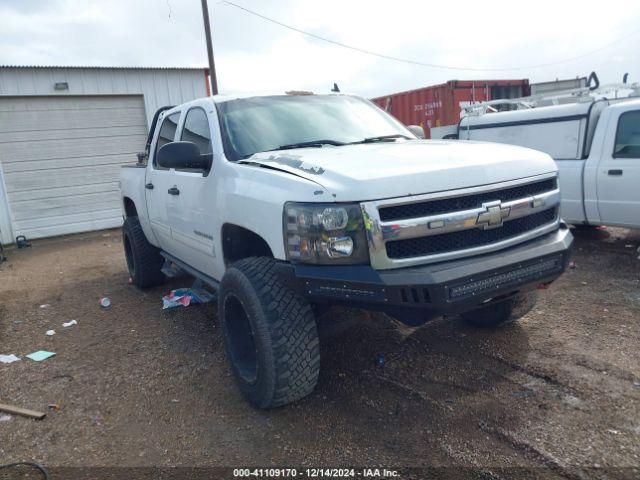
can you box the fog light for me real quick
[324,236,353,258]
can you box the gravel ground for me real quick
[0,227,639,478]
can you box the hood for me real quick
[245,140,557,202]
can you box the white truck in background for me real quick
[436,77,640,229]
[119,92,572,408]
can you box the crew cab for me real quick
[120,92,573,408]
[450,91,640,229]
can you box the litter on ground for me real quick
[39,304,50,309]
[162,288,216,310]
[0,354,20,364]
[0,413,11,422]
[99,297,111,308]
[62,320,77,327]
[26,351,56,362]
[46,330,55,336]
[0,402,46,420]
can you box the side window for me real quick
[154,112,181,167]
[181,108,213,154]
[180,107,213,174]
[613,110,640,158]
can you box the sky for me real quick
[1,0,639,98]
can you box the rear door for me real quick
[596,108,640,227]
[145,110,180,250]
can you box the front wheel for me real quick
[461,291,537,328]
[219,257,320,408]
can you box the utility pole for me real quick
[200,0,218,95]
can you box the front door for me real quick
[596,108,640,227]
[166,106,217,277]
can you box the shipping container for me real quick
[371,79,530,138]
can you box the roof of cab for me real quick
[212,92,347,103]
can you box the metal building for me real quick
[0,65,209,245]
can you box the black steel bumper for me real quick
[277,226,573,322]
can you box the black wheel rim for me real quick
[123,235,135,277]
[224,294,258,384]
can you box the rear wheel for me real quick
[219,257,320,409]
[461,292,537,328]
[122,216,165,288]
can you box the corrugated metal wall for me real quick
[0,67,208,127]
[0,67,208,243]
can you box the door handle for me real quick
[145,182,154,189]
[608,169,623,176]
[167,186,180,195]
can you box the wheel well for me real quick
[123,197,138,218]
[222,224,273,265]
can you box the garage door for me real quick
[0,95,148,243]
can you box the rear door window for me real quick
[154,112,181,167]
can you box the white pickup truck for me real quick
[453,92,640,229]
[120,92,573,408]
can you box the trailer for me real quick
[371,79,529,138]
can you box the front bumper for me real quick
[277,226,573,322]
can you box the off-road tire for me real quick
[122,216,165,288]
[461,291,538,328]
[219,257,320,409]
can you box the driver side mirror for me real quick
[157,141,210,171]
[407,125,425,139]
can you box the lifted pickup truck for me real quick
[120,92,573,408]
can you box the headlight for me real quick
[283,202,369,265]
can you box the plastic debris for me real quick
[0,413,11,422]
[128,277,133,284]
[633,380,640,389]
[376,355,385,366]
[568,261,577,269]
[0,354,20,364]
[99,297,111,308]
[162,288,215,310]
[26,351,56,362]
[46,330,55,336]
[47,404,61,412]
[39,304,51,309]
[62,320,77,328]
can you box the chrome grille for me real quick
[361,174,561,270]
[379,178,557,221]
[386,208,557,259]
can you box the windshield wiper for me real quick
[351,134,412,144]
[269,139,346,151]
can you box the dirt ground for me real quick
[0,227,639,478]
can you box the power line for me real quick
[220,0,640,72]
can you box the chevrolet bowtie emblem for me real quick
[476,201,511,229]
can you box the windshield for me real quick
[216,94,413,160]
